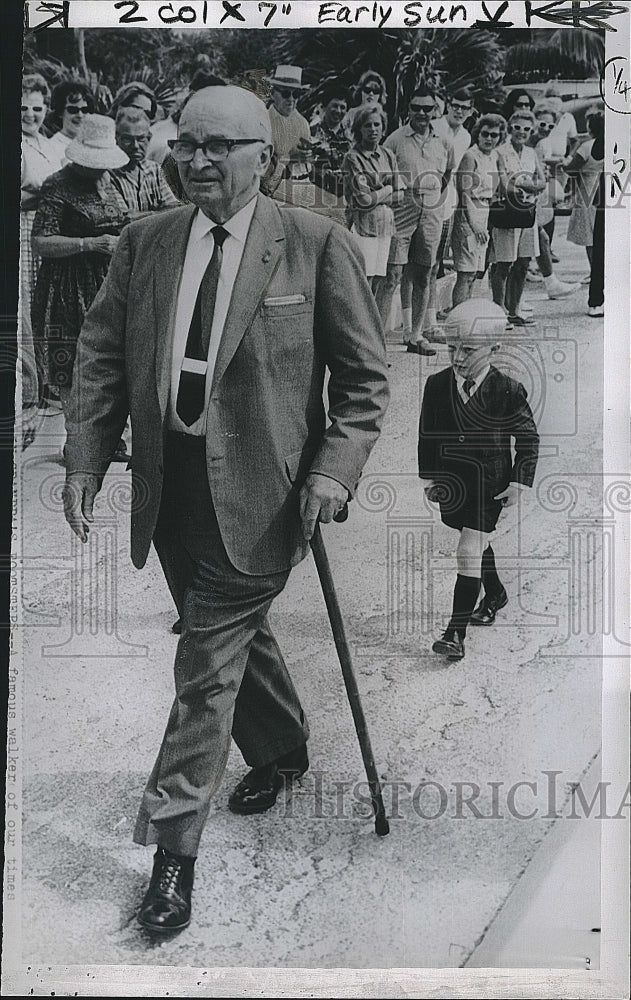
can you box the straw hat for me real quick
[263,66,310,91]
[65,114,129,169]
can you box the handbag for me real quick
[489,195,536,230]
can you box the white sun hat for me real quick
[65,114,129,169]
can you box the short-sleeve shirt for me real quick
[110,159,178,212]
[431,116,471,218]
[548,111,577,158]
[384,124,455,228]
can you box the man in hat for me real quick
[264,65,312,193]
[62,85,389,934]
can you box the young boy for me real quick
[418,299,539,660]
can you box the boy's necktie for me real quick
[463,377,475,399]
[176,225,229,427]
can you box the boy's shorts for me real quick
[439,496,504,534]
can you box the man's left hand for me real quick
[299,473,349,540]
[494,482,528,509]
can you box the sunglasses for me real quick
[449,102,472,111]
[65,104,90,115]
[410,104,435,114]
[22,105,44,113]
[515,101,532,109]
[363,85,381,94]
[274,88,302,99]
[537,120,555,129]
[479,130,500,138]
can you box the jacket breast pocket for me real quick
[262,294,312,320]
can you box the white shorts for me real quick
[350,229,391,277]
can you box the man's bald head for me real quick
[176,85,273,223]
[179,86,272,144]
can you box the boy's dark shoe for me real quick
[470,588,508,626]
[228,743,309,815]
[432,630,465,661]
[137,847,195,934]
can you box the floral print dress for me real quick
[32,165,129,389]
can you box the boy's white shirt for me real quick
[454,364,491,403]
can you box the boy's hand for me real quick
[495,482,527,509]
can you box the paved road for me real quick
[11,219,607,979]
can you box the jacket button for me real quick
[458,435,465,443]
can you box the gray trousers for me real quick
[133,432,309,856]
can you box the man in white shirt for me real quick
[428,88,473,323]
[62,85,389,935]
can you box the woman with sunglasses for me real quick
[46,80,95,163]
[489,109,546,327]
[342,71,388,142]
[450,113,505,308]
[501,88,535,122]
[20,74,65,438]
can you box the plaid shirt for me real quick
[110,159,178,213]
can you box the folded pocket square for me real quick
[264,294,307,306]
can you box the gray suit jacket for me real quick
[64,193,390,574]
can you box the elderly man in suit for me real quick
[62,85,389,934]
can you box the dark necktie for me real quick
[463,377,475,400]
[176,224,229,427]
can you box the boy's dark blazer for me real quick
[418,365,539,500]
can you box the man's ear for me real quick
[257,142,274,175]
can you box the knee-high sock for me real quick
[481,545,503,598]
[448,574,481,639]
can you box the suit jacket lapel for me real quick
[153,204,197,418]
[211,194,285,393]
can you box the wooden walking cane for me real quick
[310,510,390,836]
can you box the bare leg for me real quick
[374,263,402,331]
[452,271,476,307]
[490,261,511,310]
[505,256,530,316]
[409,262,432,340]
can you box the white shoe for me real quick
[587,305,604,317]
[545,276,581,299]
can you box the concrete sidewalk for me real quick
[7,218,609,984]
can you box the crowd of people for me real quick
[20,62,605,447]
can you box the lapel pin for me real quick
[262,250,271,263]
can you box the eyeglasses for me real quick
[515,100,532,109]
[537,121,555,130]
[168,137,264,162]
[410,104,435,114]
[118,133,150,144]
[65,104,90,115]
[274,87,303,99]
[22,105,45,113]
[363,85,381,94]
[479,130,500,138]
[511,124,533,133]
[449,101,472,112]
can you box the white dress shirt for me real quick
[168,196,257,435]
[455,365,490,404]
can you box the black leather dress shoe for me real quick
[470,588,508,626]
[432,631,465,660]
[137,847,195,934]
[228,743,309,815]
